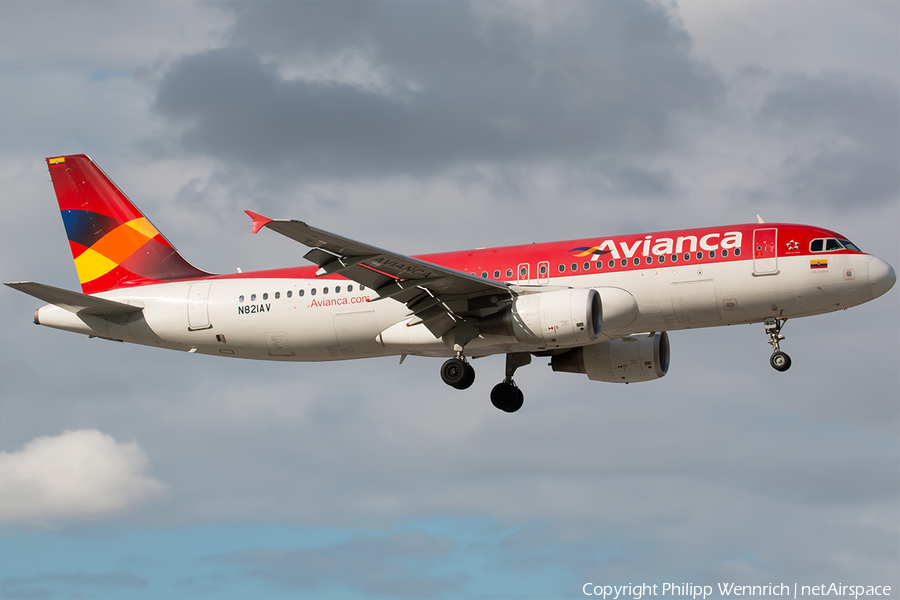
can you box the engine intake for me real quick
[481,288,601,348]
[551,332,670,383]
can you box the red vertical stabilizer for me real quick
[47,154,212,294]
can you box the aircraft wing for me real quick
[246,211,513,337]
[5,281,143,316]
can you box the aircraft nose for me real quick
[868,256,896,299]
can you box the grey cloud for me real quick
[759,74,900,208]
[152,1,720,177]
[212,532,467,598]
[1,571,147,599]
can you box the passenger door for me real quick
[187,282,213,331]
[753,229,778,274]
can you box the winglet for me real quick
[245,210,273,235]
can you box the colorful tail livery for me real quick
[6,155,896,413]
[48,154,210,294]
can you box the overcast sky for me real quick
[1,1,898,598]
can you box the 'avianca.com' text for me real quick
[309,296,371,308]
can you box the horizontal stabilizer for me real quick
[5,281,143,316]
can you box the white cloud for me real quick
[0,429,164,523]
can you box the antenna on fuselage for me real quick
[757,214,766,224]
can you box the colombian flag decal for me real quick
[810,259,828,269]
[48,156,66,166]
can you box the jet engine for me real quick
[480,288,601,348]
[550,332,670,383]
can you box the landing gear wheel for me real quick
[441,358,475,389]
[770,351,792,372]
[764,318,792,372]
[457,363,476,390]
[490,382,524,413]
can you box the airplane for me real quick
[6,154,896,412]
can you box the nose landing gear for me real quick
[765,317,792,372]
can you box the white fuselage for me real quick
[36,253,883,361]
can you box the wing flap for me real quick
[245,211,515,343]
[6,281,143,316]
[246,212,509,293]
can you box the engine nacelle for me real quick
[481,288,601,348]
[592,286,637,334]
[551,332,670,383]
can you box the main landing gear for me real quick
[439,352,531,413]
[440,355,476,390]
[765,317,792,372]
[490,353,531,413]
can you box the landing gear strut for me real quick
[441,355,475,389]
[765,317,792,372]
[490,353,531,413]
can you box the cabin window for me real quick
[583,262,590,271]
[734,248,741,257]
[671,254,677,263]
[287,290,292,298]
[250,294,257,301]
[708,251,716,259]
[520,267,527,277]
[494,270,500,278]
[310,288,316,296]
[360,285,366,291]
[683,253,690,261]
[722,249,728,257]
[609,259,615,269]
[540,265,548,275]
[239,295,244,303]
[658,255,665,264]
[633,257,640,266]
[645,256,652,265]
[621,259,628,267]
[506,269,513,278]
[696,252,703,260]
[335,286,341,293]
[347,285,353,292]
[571,263,578,272]
[481,272,487,278]
[297,289,304,297]
[323,287,329,294]
[262,293,268,300]
[558,264,565,273]
[595,261,602,270]
[274,292,280,299]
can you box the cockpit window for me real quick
[811,238,859,253]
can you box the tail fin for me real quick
[47,154,212,294]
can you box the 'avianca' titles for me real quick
[7,155,896,412]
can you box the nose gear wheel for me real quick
[764,317,791,372]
